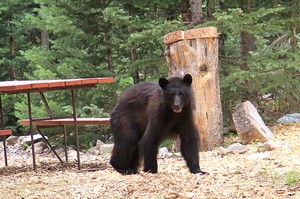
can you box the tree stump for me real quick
[232,101,274,145]
[163,27,223,151]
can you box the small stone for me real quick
[159,147,169,155]
[219,143,248,155]
[6,135,19,146]
[96,140,104,147]
[18,134,48,147]
[87,146,100,155]
[100,144,114,154]
[227,143,249,154]
[26,141,47,154]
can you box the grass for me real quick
[285,170,300,186]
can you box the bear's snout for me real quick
[172,105,182,113]
[172,95,183,113]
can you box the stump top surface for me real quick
[163,27,218,45]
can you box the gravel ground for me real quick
[0,123,300,199]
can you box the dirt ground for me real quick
[0,123,299,199]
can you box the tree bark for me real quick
[9,35,16,80]
[189,0,203,24]
[207,0,216,19]
[41,30,49,50]
[131,43,140,84]
[181,0,190,23]
[239,0,254,70]
[164,27,223,151]
[105,31,113,69]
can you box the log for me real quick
[232,101,274,145]
[164,27,223,151]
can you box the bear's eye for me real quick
[178,91,185,96]
[169,92,175,96]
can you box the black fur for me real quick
[110,74,205,175]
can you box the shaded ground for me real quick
[0,123,300,198]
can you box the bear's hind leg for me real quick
[110,132,140,175]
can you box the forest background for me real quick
[0,0,299,148]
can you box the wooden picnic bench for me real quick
[20,118,110,164]
[0,77,114,170]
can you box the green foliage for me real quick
[159,139,174,151]
[285,171,300,186]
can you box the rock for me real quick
[87,146,100,155]
[277,113,300,123]
[219,143,249,155]
[100,144,114,154]
[258,141,291,152]
[96,140,104,147]
[18,134,48,148]
[158,147,170,158]
[6,135,19,146]
[26,141,47,154]
[87,140,105,155]
[67,149,83,161]
[232,101,274,144]
[159,147,169,155]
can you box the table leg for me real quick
[36,127,64,163]
[71,89,80,170]
[63,125,68,162]
[0,95,8,166]
[27,93,36,170]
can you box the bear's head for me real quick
[159,74,193,113]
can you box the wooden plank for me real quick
[0,81,32,92]
[0,77,114,94]
[65,79,82,86]
[81,78,99,84]
[20,118,110,126]
[0,129,13,136]
[97,77,114,84]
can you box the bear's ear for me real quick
[183,74,192,86]
[159,78,169,89]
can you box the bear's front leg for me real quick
[143,150,158,173]
[140,127,160,173]
[180,127,207,175]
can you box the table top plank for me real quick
[0,77,114,94]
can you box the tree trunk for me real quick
[207,0,216,19]
[232,101,274,145]
[181,0,190,23]
[239,0,254,70]
[164,27,223,151]
[9,35,16,80]
[128,9,140,84]
[41,30,49,50]
[189,0,203,24]
[131,43,140,84]
[105,31,113,69]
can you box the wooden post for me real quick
[164,27,223,151]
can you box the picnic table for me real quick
[0,77,114,170]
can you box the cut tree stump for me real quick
[164,27,223,151]
[232,101,274,145]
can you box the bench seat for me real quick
[20,117,110,126]
[0,129,13,136]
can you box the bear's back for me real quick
[118,82,162,107]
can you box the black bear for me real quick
[110,74,206,175]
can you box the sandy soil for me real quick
[0,123,299,199]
